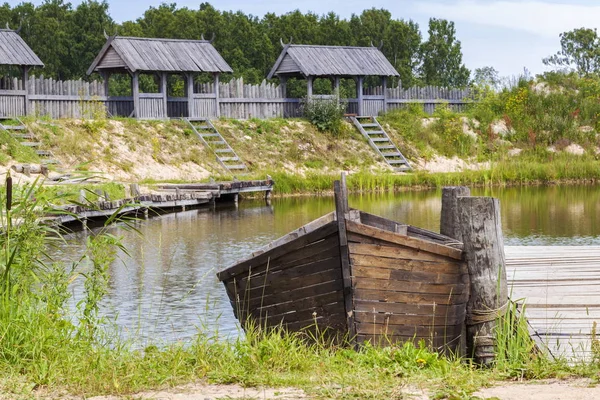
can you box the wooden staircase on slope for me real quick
[0,117,59,164]
[350,116,411,172]
[184,118,247,174]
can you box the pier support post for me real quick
[265,190,272,205]
[130,183,140,198]
[440,186,471,356]
[458,196,508,366]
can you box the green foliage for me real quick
[0,130,41,164]
[544,28,600,75]
[420,18,470,87]
[0,3,467,88]
[301,97,346,134]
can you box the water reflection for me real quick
[58,184,600,345]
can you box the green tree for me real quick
[472,66,500,89]
[420,18,470,87]
[543,28,600,76]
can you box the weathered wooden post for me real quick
[440,186,471,356]
[458,196,508,366]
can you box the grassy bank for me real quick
[0,180,599,400]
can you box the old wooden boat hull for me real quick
[217,180,468,351]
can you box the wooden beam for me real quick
[334,76,340,106]
[334,173,356,343]
[307,76,313,97]
[187,72,194,118]
[100,71,111,97]
[23,66,29,116]
[458,196,508,366]
[132,71,140,119]
[160,72,168,119]
[214,72,220,118]
[357,76,364,116]
[382,76,387,113]
[280,76,287,98]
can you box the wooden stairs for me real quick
[184,118,247,174]
[350,116,411,172]
[0,117,59,164]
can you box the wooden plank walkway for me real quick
[505,246,600,361]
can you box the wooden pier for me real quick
[505,246,600,361]
[50,179,273,226]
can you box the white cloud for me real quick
[413,1,600,38]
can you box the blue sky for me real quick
[7,0,600,78]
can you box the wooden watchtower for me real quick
[268,44,399,116]
[87,35,233,119]
[0,28,44,116]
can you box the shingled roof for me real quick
[87,36,233,75]
[0,29,44,67]
[268,44,399,79]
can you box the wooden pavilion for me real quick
[87,35,233,119]
[0,28,44,116]
[267,44,399,116]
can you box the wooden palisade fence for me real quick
[0,75,471,119]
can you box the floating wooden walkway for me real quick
[505,246,600,361]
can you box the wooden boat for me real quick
[217,177,468,350]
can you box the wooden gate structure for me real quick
[86,35,233,119]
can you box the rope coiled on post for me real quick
[466,301,509,325]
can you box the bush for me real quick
[301,96,346,134]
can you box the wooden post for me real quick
[100,71,110,97]
[440,186,471,242]
[357,76,364,116]
[440,186,471,357]
[280,76,287,98]
[132,71,140,119]
[23,66,29,116]
[130,183,140,198]
[458,196,508,366]
[334,172,356,342]
[214,73,220,118]
[307,76,313,97]
[334,76,340,106]
[382,76,388,114]
[160,72,168,119]
[187,72,194,118]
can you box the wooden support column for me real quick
[160,72,168,119]
[100,71,111,96]
[382,76,388,113]
[334,172,356,342]
[214,73,220,118]
[357,76,364,116]
[279,76,287,98]
[307,76,313,97]
[458,196,508,366]
[186,72,194,118]
[132,71,140,119]
[440,186,471,357]
[23,66,29,116]
[334,76,340,106]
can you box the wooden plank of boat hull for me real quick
[353,276,468,296]
[254,302,345,327]
[218,221,338,281]
[230,234,340,284]
[283,314,347,332]
[350,253,465,275]
[346,220,463,260]
[355,322,463,337]
[358,211,408,235]
[354,309,466,326]
[353,299,466,316]
[230,278,344,310]
[233,263,342,299]
[243,291,344,317]
[349,242,458,264]
[352,265,469,284]
[353,288,469,305]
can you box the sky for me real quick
[7,0,600,78]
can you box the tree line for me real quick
[0,0,471,87]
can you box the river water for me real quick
[56,184,600,345]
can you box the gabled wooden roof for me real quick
[87,36,233,75]
[267,44,399,79]
[0,29,44,67]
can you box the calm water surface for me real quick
[56,184,600,345]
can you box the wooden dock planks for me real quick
[505,246,600,361]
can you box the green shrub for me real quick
[301,96,346,134]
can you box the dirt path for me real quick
[473,378,600,400]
